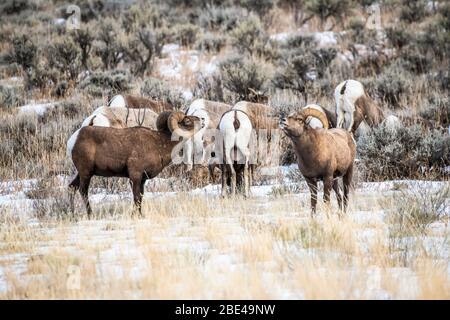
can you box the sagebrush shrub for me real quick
[367,63,412,108]
[173,23,200,47]
[241,0,274,18]
[196,32,227,53]
[140,77,186,109]
[283,34,314,49]
[52,81,69,98]
[0,0,32,15]
[420,97,450,128]
[305,0,352,30]
[400,0,427,23]
[385,25,412,49]
[122,3,167,33]
[95,18,125,70]
[358,125,449,180]
[7,34,36,70]
[220,56,269,102]
[47,37,82,81]
[78,70,132,97]
[192,73,224,102]
[123,29,163,76]
[71,26,94,70]
[230,14,275,58]
[199,5,245,31]
[26,65,59,91]
[417,21,450,61]
[273,55,311,99]
[0,85,24,109]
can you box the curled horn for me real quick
[168,111,190,137]
[248,88,258,95]
[156,111,172,131]
[302,108,329,129]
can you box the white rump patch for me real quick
[92,114,110,127]
[81,114,95,127]
[67,129,80,159]
[109,95,126,108]
[81,112,110,127]
[187,99,206,114]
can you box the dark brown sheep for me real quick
[68,111,201,216]
[280,108,356,215]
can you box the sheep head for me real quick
[280,108,329,137]
[157,111,202,138]
[248,88,269,104]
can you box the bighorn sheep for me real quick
[68,111,202,216]
[81,106,159,129]
[218,110,253,197]
[280,108,356,214]
[67,106,159,160]
[233,101,281,170]
[335,79,401,133]
[232,101,278,132]
[108,94,174,113]
[183,99,232,170]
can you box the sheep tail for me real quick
[233,110,240,131]
[88,115,96,126]
[340,80,348,95]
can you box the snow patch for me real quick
[313,31,337,47]
[19,102,55,117]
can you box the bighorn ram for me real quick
[218,109,253,197]
[214,101,281,187]
[183,99,232,170]
[335,79,401,133]
[280,108,356,214]
[68,111,202,216]
[109,94,174,113]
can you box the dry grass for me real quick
[0,181,449,299]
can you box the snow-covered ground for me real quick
[18,102,56,117]
[0,166,449,299]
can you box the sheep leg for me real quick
[230,164,237,196]
[79,175,92,217]
[220,164,227,197]
[337,109,345,128]
[68,174,80,213]
[333,179,343,213]
[343,165,354,212]
[131,177,144,215]
[249,164,255,190]
[344,111,354,132]
[139,179,146,216]
[224,145,236,196]
[305,177,318,216]
[323,176,333,213]
[208,164,215,184]
[244,162,249,198]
